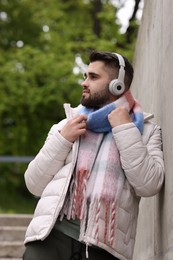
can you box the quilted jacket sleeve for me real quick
[24,121,73,196]
[112,121,165,197]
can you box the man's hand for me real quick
[108,106,132,128]
[60,115,87,142]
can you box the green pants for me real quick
[23,228,119,260]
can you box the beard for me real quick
[80,86,111,109]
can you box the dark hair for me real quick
[89,50,134,88]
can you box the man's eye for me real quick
[90,75,97,80]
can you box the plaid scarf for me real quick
[60,90,143,246]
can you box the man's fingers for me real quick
[79,121,87,129]
[73,114,88,123]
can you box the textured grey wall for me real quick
[132,1,173,259]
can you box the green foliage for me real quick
[0,0,140,213]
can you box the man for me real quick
[23,51,164,260]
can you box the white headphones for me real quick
[109,53,125,96]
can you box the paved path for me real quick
[0,214,32,259]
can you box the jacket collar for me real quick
[144,112,154,122]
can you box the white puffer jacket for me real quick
[24,106,164,260]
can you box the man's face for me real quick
[80,61,116,109]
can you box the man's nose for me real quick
[81,78,88,87]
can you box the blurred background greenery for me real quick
[0,0,143,213]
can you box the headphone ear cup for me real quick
[109,79,125,95]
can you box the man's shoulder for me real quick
[143,112,161,129]
[143,112,162,142]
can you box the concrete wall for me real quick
[132,1,173,259]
